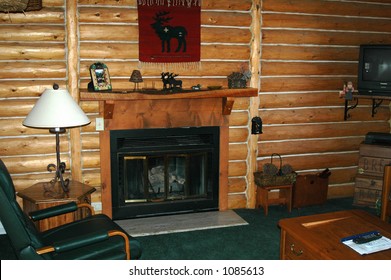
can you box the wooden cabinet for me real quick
[17,181,96,232]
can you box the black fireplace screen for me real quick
[111,127,219,219]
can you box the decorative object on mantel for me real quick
[0,0,42,13]
[129,70,143,91]
[137,0,201,70]
[88,62,112,92]
[227,64,251,88]
[23,84,90,193]
[161,72,182,91]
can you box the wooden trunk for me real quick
[292,174,328,208]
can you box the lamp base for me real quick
[47,127,70,193]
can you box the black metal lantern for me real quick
[251,116,263,134]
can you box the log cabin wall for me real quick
[258,0,391,201]
[0,0,390,213]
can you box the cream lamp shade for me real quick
[23,88,90,129]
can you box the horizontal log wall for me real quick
[1,0,391,213]
[259,0,391,200]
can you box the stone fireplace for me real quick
[80,88,257,218]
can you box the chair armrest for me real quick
[29,202,95,221]
[29,202,78,221]
[36,230,130,260]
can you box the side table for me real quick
[256,184,292,216]
[17,180,96,232]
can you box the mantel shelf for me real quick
[80,88,258,116]
[80,88,258,101]
[344,94,390,121]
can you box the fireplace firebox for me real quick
[110,126,220,219]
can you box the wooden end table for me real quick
[17,180,96,232]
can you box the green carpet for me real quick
[0,197,377,260]
[136,197,377,260]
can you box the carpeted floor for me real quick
[0,197,378,260]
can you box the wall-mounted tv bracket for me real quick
[344,94,385,120]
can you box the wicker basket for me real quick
[0,0,41,12]
[254,153,297,187]
[254,171,297,187]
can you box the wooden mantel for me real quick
[80,88,258,218]
[80,88,258,115]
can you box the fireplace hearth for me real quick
[110,126,220,219]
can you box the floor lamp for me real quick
[23,84,90,193]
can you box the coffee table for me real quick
[279,209,391,259]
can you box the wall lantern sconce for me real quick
[251,116,263,134]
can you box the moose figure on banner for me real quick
[151,11,187,53]
[161,72,182,91]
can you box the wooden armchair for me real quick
[0,159,142,260]
[381,165,391,223]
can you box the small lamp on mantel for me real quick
[23,84,91,193]
[129,70,143,91]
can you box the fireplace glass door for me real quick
[124,153,208,203]
[111,126,219,219]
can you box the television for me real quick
[357,44,391,96]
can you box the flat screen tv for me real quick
[358,44,391,96]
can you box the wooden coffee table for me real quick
[279,209,391,259]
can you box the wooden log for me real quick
[262,45,359,61]
[229,143,248,161]
[0,62,66,79]
[257,152,359,172]
[259,122,390,141]
[261,61,357,76]
[228,194,247,209]
[228,177,247,193]
[0,42,65,60]
[2,155,70,174]
[261,77,357,92]
[263,0,391,18]
[228,127,249,143]
[0,81,66,98]
[228,161,247,177]
[262,13,391,33]
[0,25,65,41]
[262,29,391,46]
[260,107,390,124]
[0,8,64,24]
[0,136,68,156]
[258,137,364,157]
[259,92,380,108]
